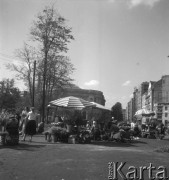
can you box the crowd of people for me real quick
[0,106,40,143]
[1,107,169,145]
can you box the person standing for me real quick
[22,107,37,142]
[20,107,29,136]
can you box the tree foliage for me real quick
[0,79,21,110]
[111,102,123,122]
[30,6,74,53]
[7,43,37,104]
[7,6,75,112]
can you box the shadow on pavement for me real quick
[89,139,147,147]
[0,143,46,151]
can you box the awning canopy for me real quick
[135,108,155,116]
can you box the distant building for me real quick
[127,82,149,121]
[133,82,149,112]
[151,75,169,124]
[127,75,169,125]
[122,109,126,121]
[145,81,156,111]
[126,98,134,122]
[51,86,106,105]
[154,103,169,125]
[142,92,147,109]
[21,85,106,106]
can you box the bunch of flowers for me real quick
[0,110,11,126]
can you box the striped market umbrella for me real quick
[49,96,95,109]
[91,102,111,111]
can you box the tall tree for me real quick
[7,6,75,120]
[111,102,123,122]
[30,6,74,120]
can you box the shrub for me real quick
[155,146,169,153]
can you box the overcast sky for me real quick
[0,0,169,108]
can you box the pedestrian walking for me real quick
[22,107,37,142]
[20,107,29,136]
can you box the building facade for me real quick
[122,109,126,122]
[52,87,106,105]
[145,81,156,111]
[133,82,149,113]
[154,103,169,125]
[127,75,169,125]
[126,98,134,122]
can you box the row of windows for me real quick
[157,113,168,118]
[157,106,168,111]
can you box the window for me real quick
[158,107,162,112]
[165,106,168,111]
[158,92,162,101]
[165,113,168,117]
[165,120,168,126]
[157,114,162,119]
[166,92,169,102]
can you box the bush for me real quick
[155,146,169,153]
[45,126,69,143]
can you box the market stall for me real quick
[134,109,166,139]
[45,96,95,143]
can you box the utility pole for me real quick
[32,60,36,107]
[42,49,48,123]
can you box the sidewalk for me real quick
[0,134,169,180]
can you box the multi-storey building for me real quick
[127,76,169,125]
[133,82,149,113]
[142,92,147,109]
[122,109,126,122]
[151,75,169,124]
[134,75,169,125]
[154,103,169,125]
[161,75,169,103]
[133,87,138,112]
[126,98,134,122]
[145,76,169,110]
[145,81,156,111]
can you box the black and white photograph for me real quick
[0,0,169,179]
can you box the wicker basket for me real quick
[0,131,19,146]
